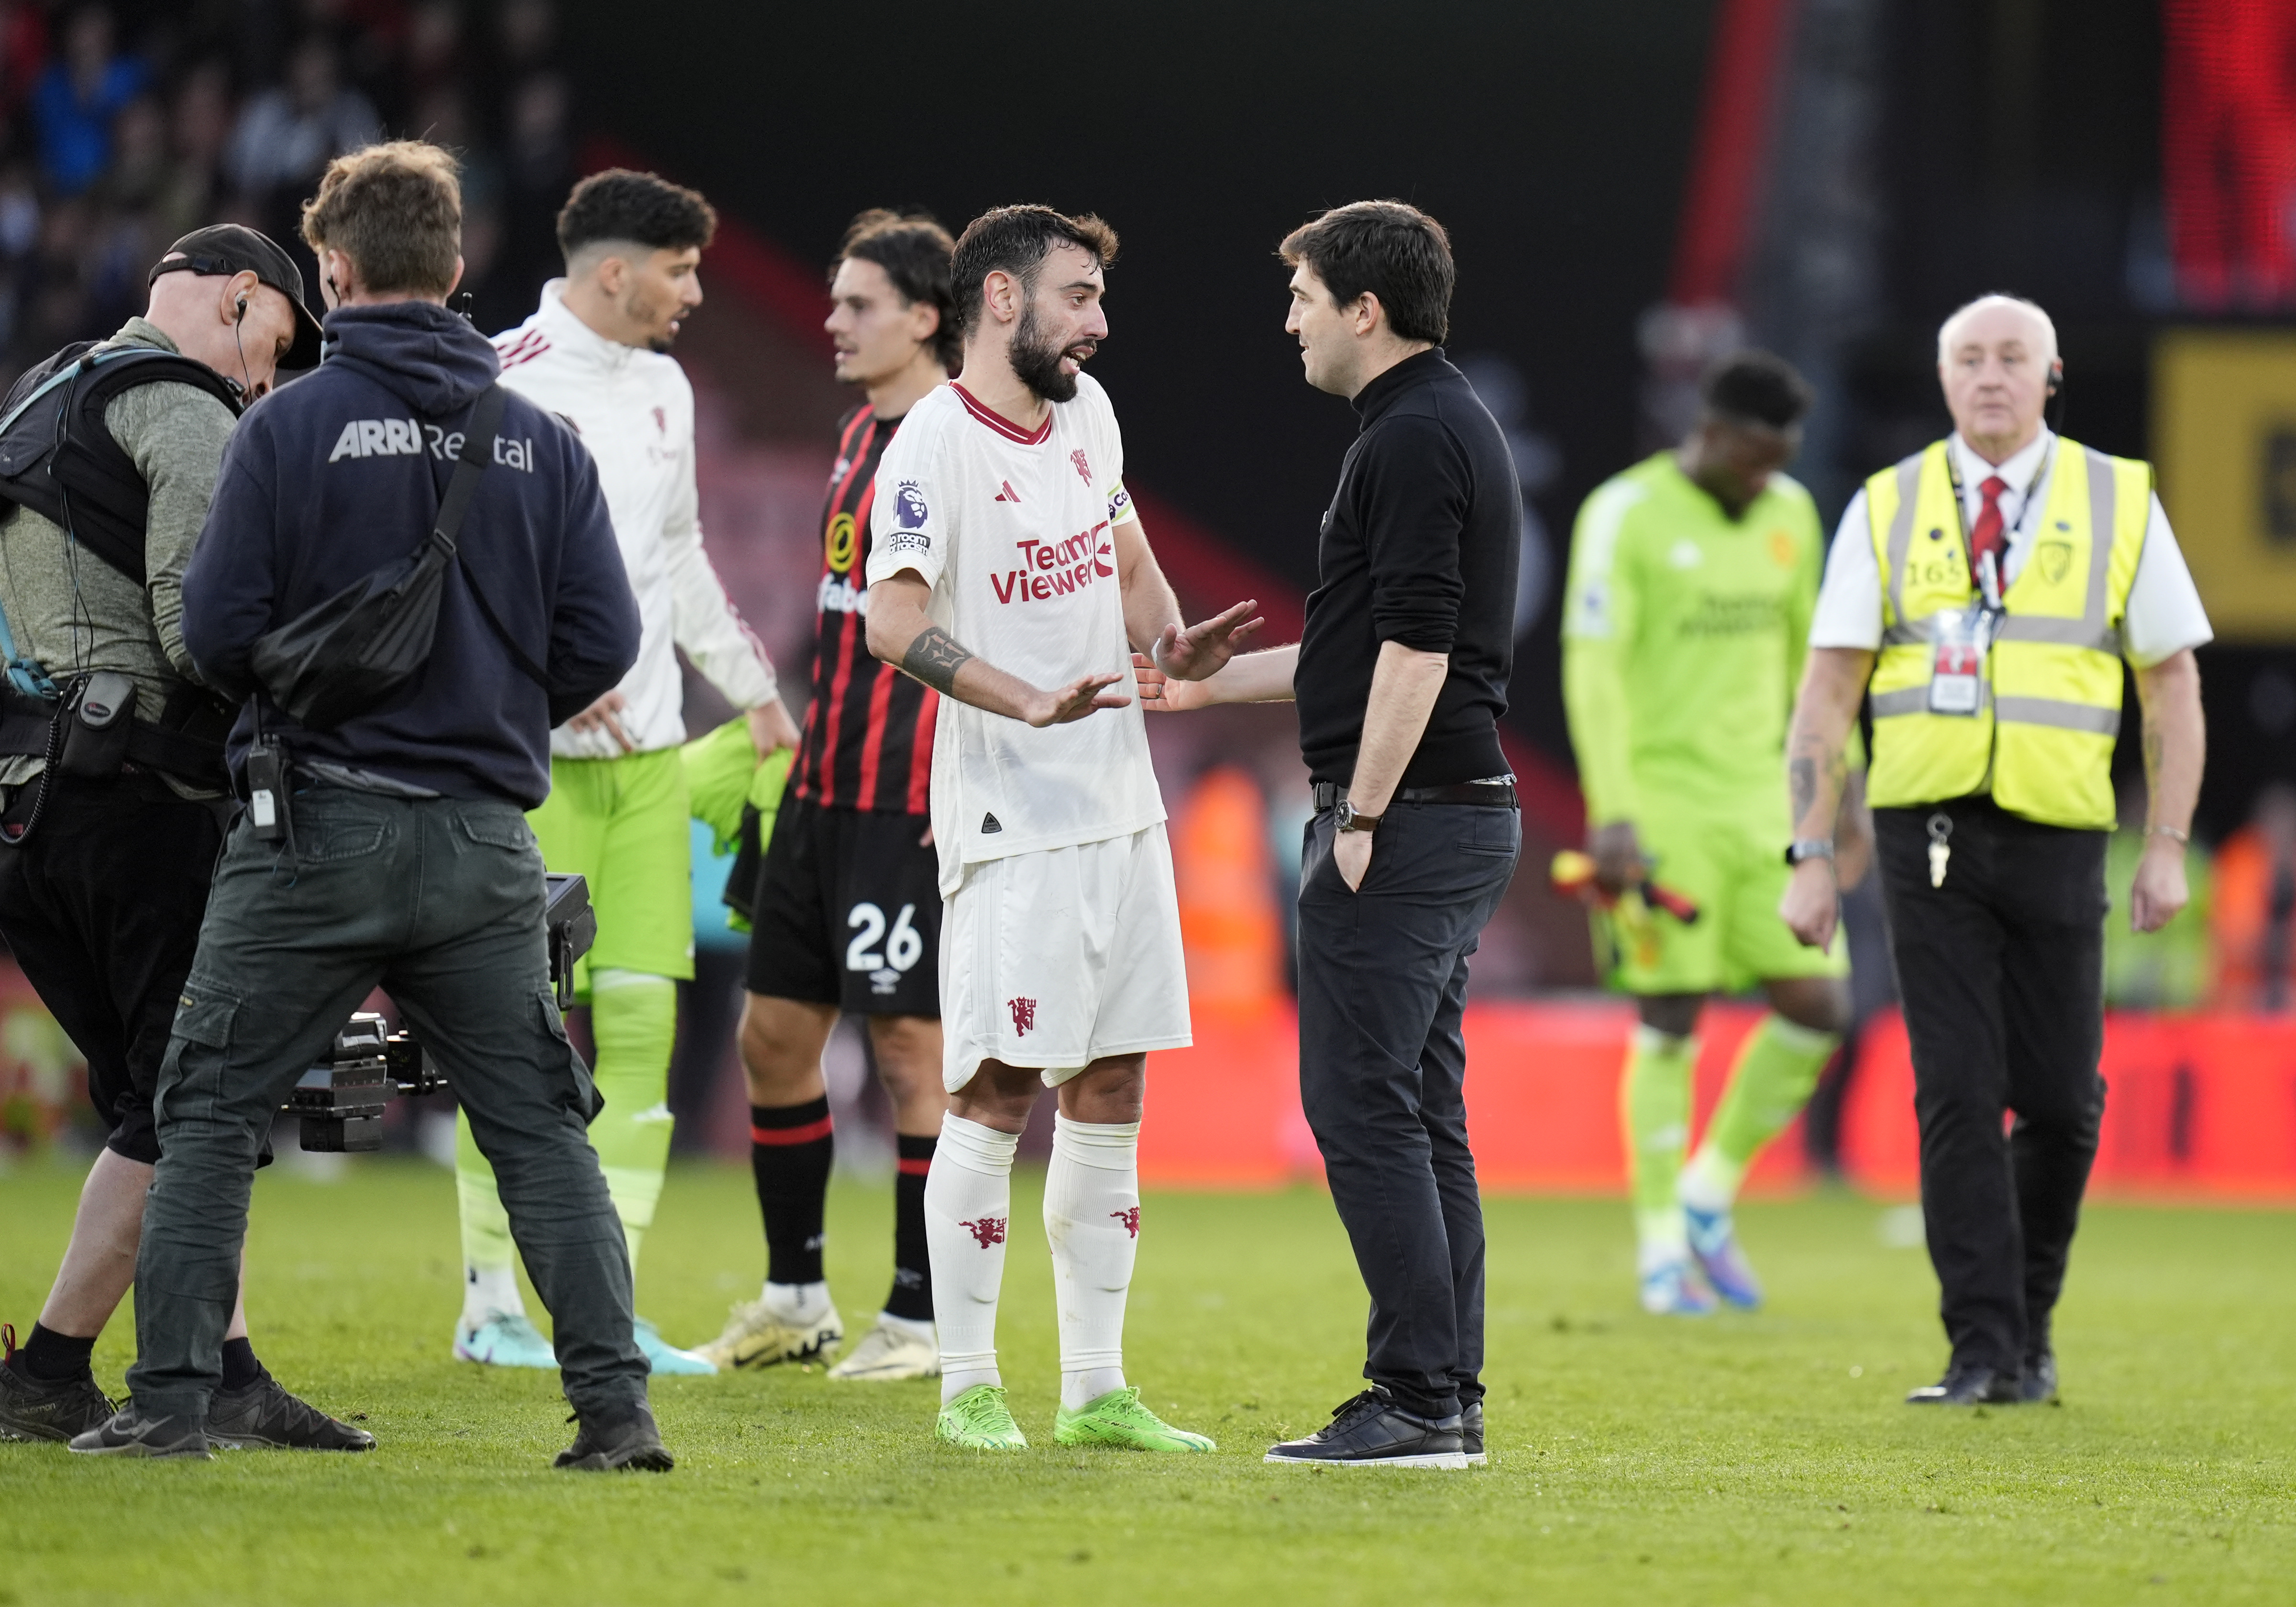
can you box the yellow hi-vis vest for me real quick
[1864,436,2149,830]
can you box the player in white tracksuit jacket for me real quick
[451,171,798,1375]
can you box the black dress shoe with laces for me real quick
[1264,1387,1468,1468]
[1461,1400,1487,1466]
[0,1353,116,1443]
[206,1368,375,1451]
[67,1405,211,1459]
[1905,1364,2021,1406]
[555,1401,673,1472]
[2019,1352,2058,1403]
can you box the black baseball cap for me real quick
[149,224,326,370]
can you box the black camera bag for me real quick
[248,385,545,730]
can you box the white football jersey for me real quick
[864,373,1160,890]
[492,281,777,759]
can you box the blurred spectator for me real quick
[33,6,146,197]
[223,34,380,207]
[2103,773,2214,1009]
[2212,782,2296,1012]
[0,1,49,125]
[155,59,232,243]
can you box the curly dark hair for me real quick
[556,168,718,260]
[836,209,960,372]
[1701,350,1813,430]
[950,205,1119,336]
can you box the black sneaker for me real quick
[67,1405,211,1460]
[0,1334,116,1444]
[1264,1387,1467,1469]
[1905,1363,2020,1406]
[554,1401,673,1472]
[206,1368,375,1451]
[1461,1400,1487,1466]
[2019,1352,2059,1404]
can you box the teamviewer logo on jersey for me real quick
[1008,997,1037,1036]
[894,480,929,529]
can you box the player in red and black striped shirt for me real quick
[700,212,959,1383]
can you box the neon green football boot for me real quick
[936,1384,1027,1451]
[1053,1386,1215,1453]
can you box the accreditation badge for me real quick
[1926,605,1998,716]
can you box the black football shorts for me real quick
[745,794,942,1017]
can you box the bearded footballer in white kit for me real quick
[863,204,1258,1451]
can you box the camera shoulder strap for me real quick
[434,385,548,693]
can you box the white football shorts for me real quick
[939,823,1192,1093]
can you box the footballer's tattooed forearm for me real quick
[900,626,976,695]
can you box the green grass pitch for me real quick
[1,1155,2291,1605]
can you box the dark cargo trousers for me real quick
[128,786,648,1422]
[1296,800,1520,1421]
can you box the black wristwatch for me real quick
[1335,801,1383,834]
[1784,837,1835,867]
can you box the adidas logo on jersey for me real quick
[981,813,1003,833]
[993,480,1021,503]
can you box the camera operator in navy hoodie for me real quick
[71,143,664,1472]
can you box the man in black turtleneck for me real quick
[1137,200,1520,1468]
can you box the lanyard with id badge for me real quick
[1922,443,2042,886]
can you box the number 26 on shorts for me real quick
[846,901,924,975]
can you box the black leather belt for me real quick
[1312,780,1516,811]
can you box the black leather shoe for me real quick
[1905,1364,2020,1406]
[1461,1400,1487,1466]
[207,1368,375,1451]
[0,1352,116,1443]
[555,1401,673,1472]
[1264,1388,1467,1468]
[2019,1352,2058,1403]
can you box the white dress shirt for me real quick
[1808,429,2213,668]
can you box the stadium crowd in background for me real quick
[0,0,572,377]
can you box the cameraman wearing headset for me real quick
[69,143,662,1471]
[0,226,367,1451]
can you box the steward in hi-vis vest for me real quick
[1777,296,2211,1412]
[1862,435,2150,829]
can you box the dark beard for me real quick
[1010,301,1083,403]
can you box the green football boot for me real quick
[1053,1386,1215,1453]
[935,1384,1027,1451]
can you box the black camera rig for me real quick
[284,872,597,1153]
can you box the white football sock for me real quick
[761,1279,832,1325]
[462,1262,524,1327]
[1677,1149,1746,1214]
[926,1113,1017,1405]
[1046,1112,1140,1412]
